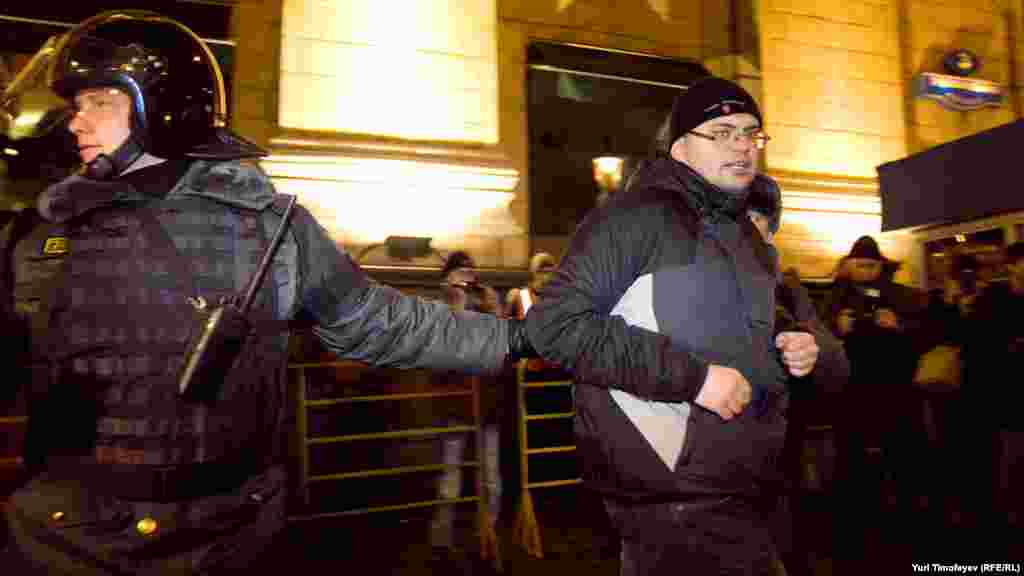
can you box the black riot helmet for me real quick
[5,10,264,181]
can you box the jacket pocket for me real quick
[676,408,786,492]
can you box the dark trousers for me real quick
[607,498,779,576]
[619,536,784,576]
[831,401,920,556]
[916,389,974,521]
[775,411,815,576]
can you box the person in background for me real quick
[915,251,978,528]
[430,251,505,565]
[506,251,557,320]
[825,235,924,564]
[747,173,849,576]
[506,251,564,378]
[961,241,1024,539]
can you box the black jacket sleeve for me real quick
[523,200,709,403]
[789,283,849,395]
[288,206,509,375]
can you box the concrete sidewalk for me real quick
[4,484,1019,574]
[271,486,1023,576]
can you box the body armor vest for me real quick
[27,193,288,478]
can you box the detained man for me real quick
[523,76,819,575]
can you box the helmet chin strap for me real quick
[81,134,145,180]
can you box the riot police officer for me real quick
[0,10,533,574]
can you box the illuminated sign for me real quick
[915,72,1003,111]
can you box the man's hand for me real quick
[775,331,819,377]
[695,365,752,420]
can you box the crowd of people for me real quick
[823,233,1024,553]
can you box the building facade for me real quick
[4,1,1024,284]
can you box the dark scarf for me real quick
[664,155,749,225]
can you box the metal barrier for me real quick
[287,359,500,567]
[512,360,580,558]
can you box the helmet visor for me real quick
[1,34,73,141]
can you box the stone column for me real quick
[753,0,906,280]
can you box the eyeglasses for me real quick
[688,127,771,150]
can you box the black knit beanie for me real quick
[668,77,763,146]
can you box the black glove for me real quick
[507,317,539,361]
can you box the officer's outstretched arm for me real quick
[290,207,510,375]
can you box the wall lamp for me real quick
[592,155,624,206]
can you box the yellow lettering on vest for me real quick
[42,237,69,256]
